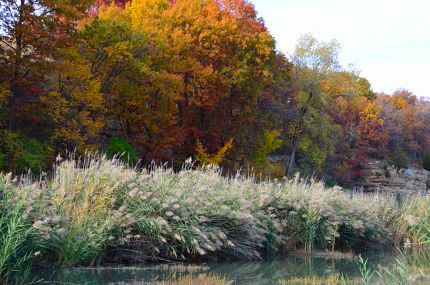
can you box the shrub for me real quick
[390,147,408,171]
[252,130,283,175]
[105,136,139,164]
[0,131,52,173]
[195,138,233,165]
[15,136,52,173]
[423,152,430,171]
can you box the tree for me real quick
[40,57,104,153]
[378,90,428,160]
[357,101,387,158]
[130,0,275,166]
[0,83,11,129]
[196,138,233,165]
[252,130,283,174]
[77,0,275,165]
[0,0,93,132]
[79,3,183,161]
[285,34,340,176]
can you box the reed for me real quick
[2,154,430,283]
[0,178,40,284]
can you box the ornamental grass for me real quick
[1,154,430,284]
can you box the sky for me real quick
[251,0,430,98]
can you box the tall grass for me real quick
[0,175,40,284]
[392,195,430,248]
[1,154,430,276]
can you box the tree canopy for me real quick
[1,0,428,186]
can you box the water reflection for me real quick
[35,252,397,284]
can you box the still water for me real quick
[34,252,398,284]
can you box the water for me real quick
[34,251,399,284]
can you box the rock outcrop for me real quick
[359,160,430,194]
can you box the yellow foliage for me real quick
[98,3,131,22]
[78,2,131,30]
[392,97,407,109]
[41,59,104,152]
[361,101,384,125]
[195,139,233,165]
[0,83,11,105]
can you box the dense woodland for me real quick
[1,0,429,186]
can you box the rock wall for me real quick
[359,160,430,194]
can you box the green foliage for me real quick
[0,188,40,284]
[293,34,341,72]
[357,255,375,285]
[0,131,52,173]
[390,147,409,171]
[297,105,339,172]
[105,137,139,164]
[0,153,6,171]
[252,130,283,170]
[286,35,341,176]
[423,152,430,171]
[301,204,323,252]
[325,180,336,188]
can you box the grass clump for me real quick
[0,175,41,284]
[20,155,137,266]
[392,196,430,248]
[3,154,430,278]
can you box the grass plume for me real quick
[2,154,430,283]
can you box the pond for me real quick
[34,251,401,284]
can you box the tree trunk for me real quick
[286,143,297,177]
[8,1,25,132]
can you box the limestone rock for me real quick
[359,160,430,194]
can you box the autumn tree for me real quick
[285,34,340,176]
[322,70,387,184]
[127,0,275,166]
[78,3,183,160]
[41,57,104,153]
[251,130,283,176]
[76,0,275,165]
[379,89,430,160]
[0,0,94,132]
[196,138,233,165]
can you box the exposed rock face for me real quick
[359,160,430,194]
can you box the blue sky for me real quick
[251,0,430,98]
